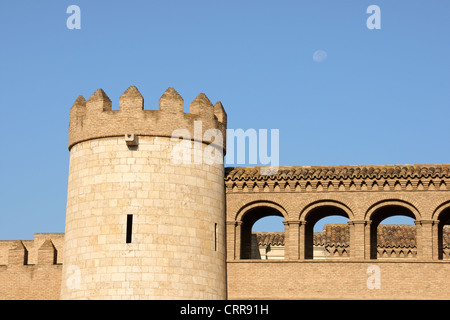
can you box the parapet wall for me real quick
[0,233,64,300]
[69,86,227,151]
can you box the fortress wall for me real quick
[225,168,450,300]
[227,260,450,299]
[0,264,62,300]
[3,83,450,300]
[0,234,63,300]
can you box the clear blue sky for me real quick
[0,1,449,239]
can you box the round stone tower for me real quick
[61,86,227,300]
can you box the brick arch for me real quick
[228,194,294,222]
[431,200,450,221]
[363,198,422,221]
[431,200,450,260]
[297,199,354,260]
[234,200,289,223]
[297,197,356,222]
[234,200,288,260]
[364,198,422,260]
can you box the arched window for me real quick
[369,205,417,259]
[313,215,350,259]
[252,216,285,260]
[437,208,450,260]
[240,206,285,259]
[303,205,350,259]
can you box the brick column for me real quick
[226,221,237,260]
[366,220,373,259]
[415,219,437,260]
[432,220,440,260]
[284,220,300,260]
[348,220,368,260]
[298,221,307,260]
[234,221,243,260]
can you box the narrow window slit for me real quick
[126,214,133,243]
[214,223,218,251]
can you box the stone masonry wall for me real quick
[61,136,226,299]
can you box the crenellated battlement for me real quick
[68,86,227,151]
[7,240,56,265]
[0,233,64,267]
[0,234,63,300]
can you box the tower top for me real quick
[68,86,227,151]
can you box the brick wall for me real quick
[227,260,450,299]
[0,234,63,300]
[224,165,450,300]
[0,264,62,300]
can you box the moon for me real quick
[313,50,327,62]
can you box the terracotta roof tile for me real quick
[254,232,285,246]
[253,225,450,248]
[225,164,450,181]
[377,225,416,248]
[314,224,350,247]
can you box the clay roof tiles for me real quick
[225,164,450,181]
[255,232,285,246]
[253,225,450,248]
[377,225,416,248]
[313,224,350,247]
